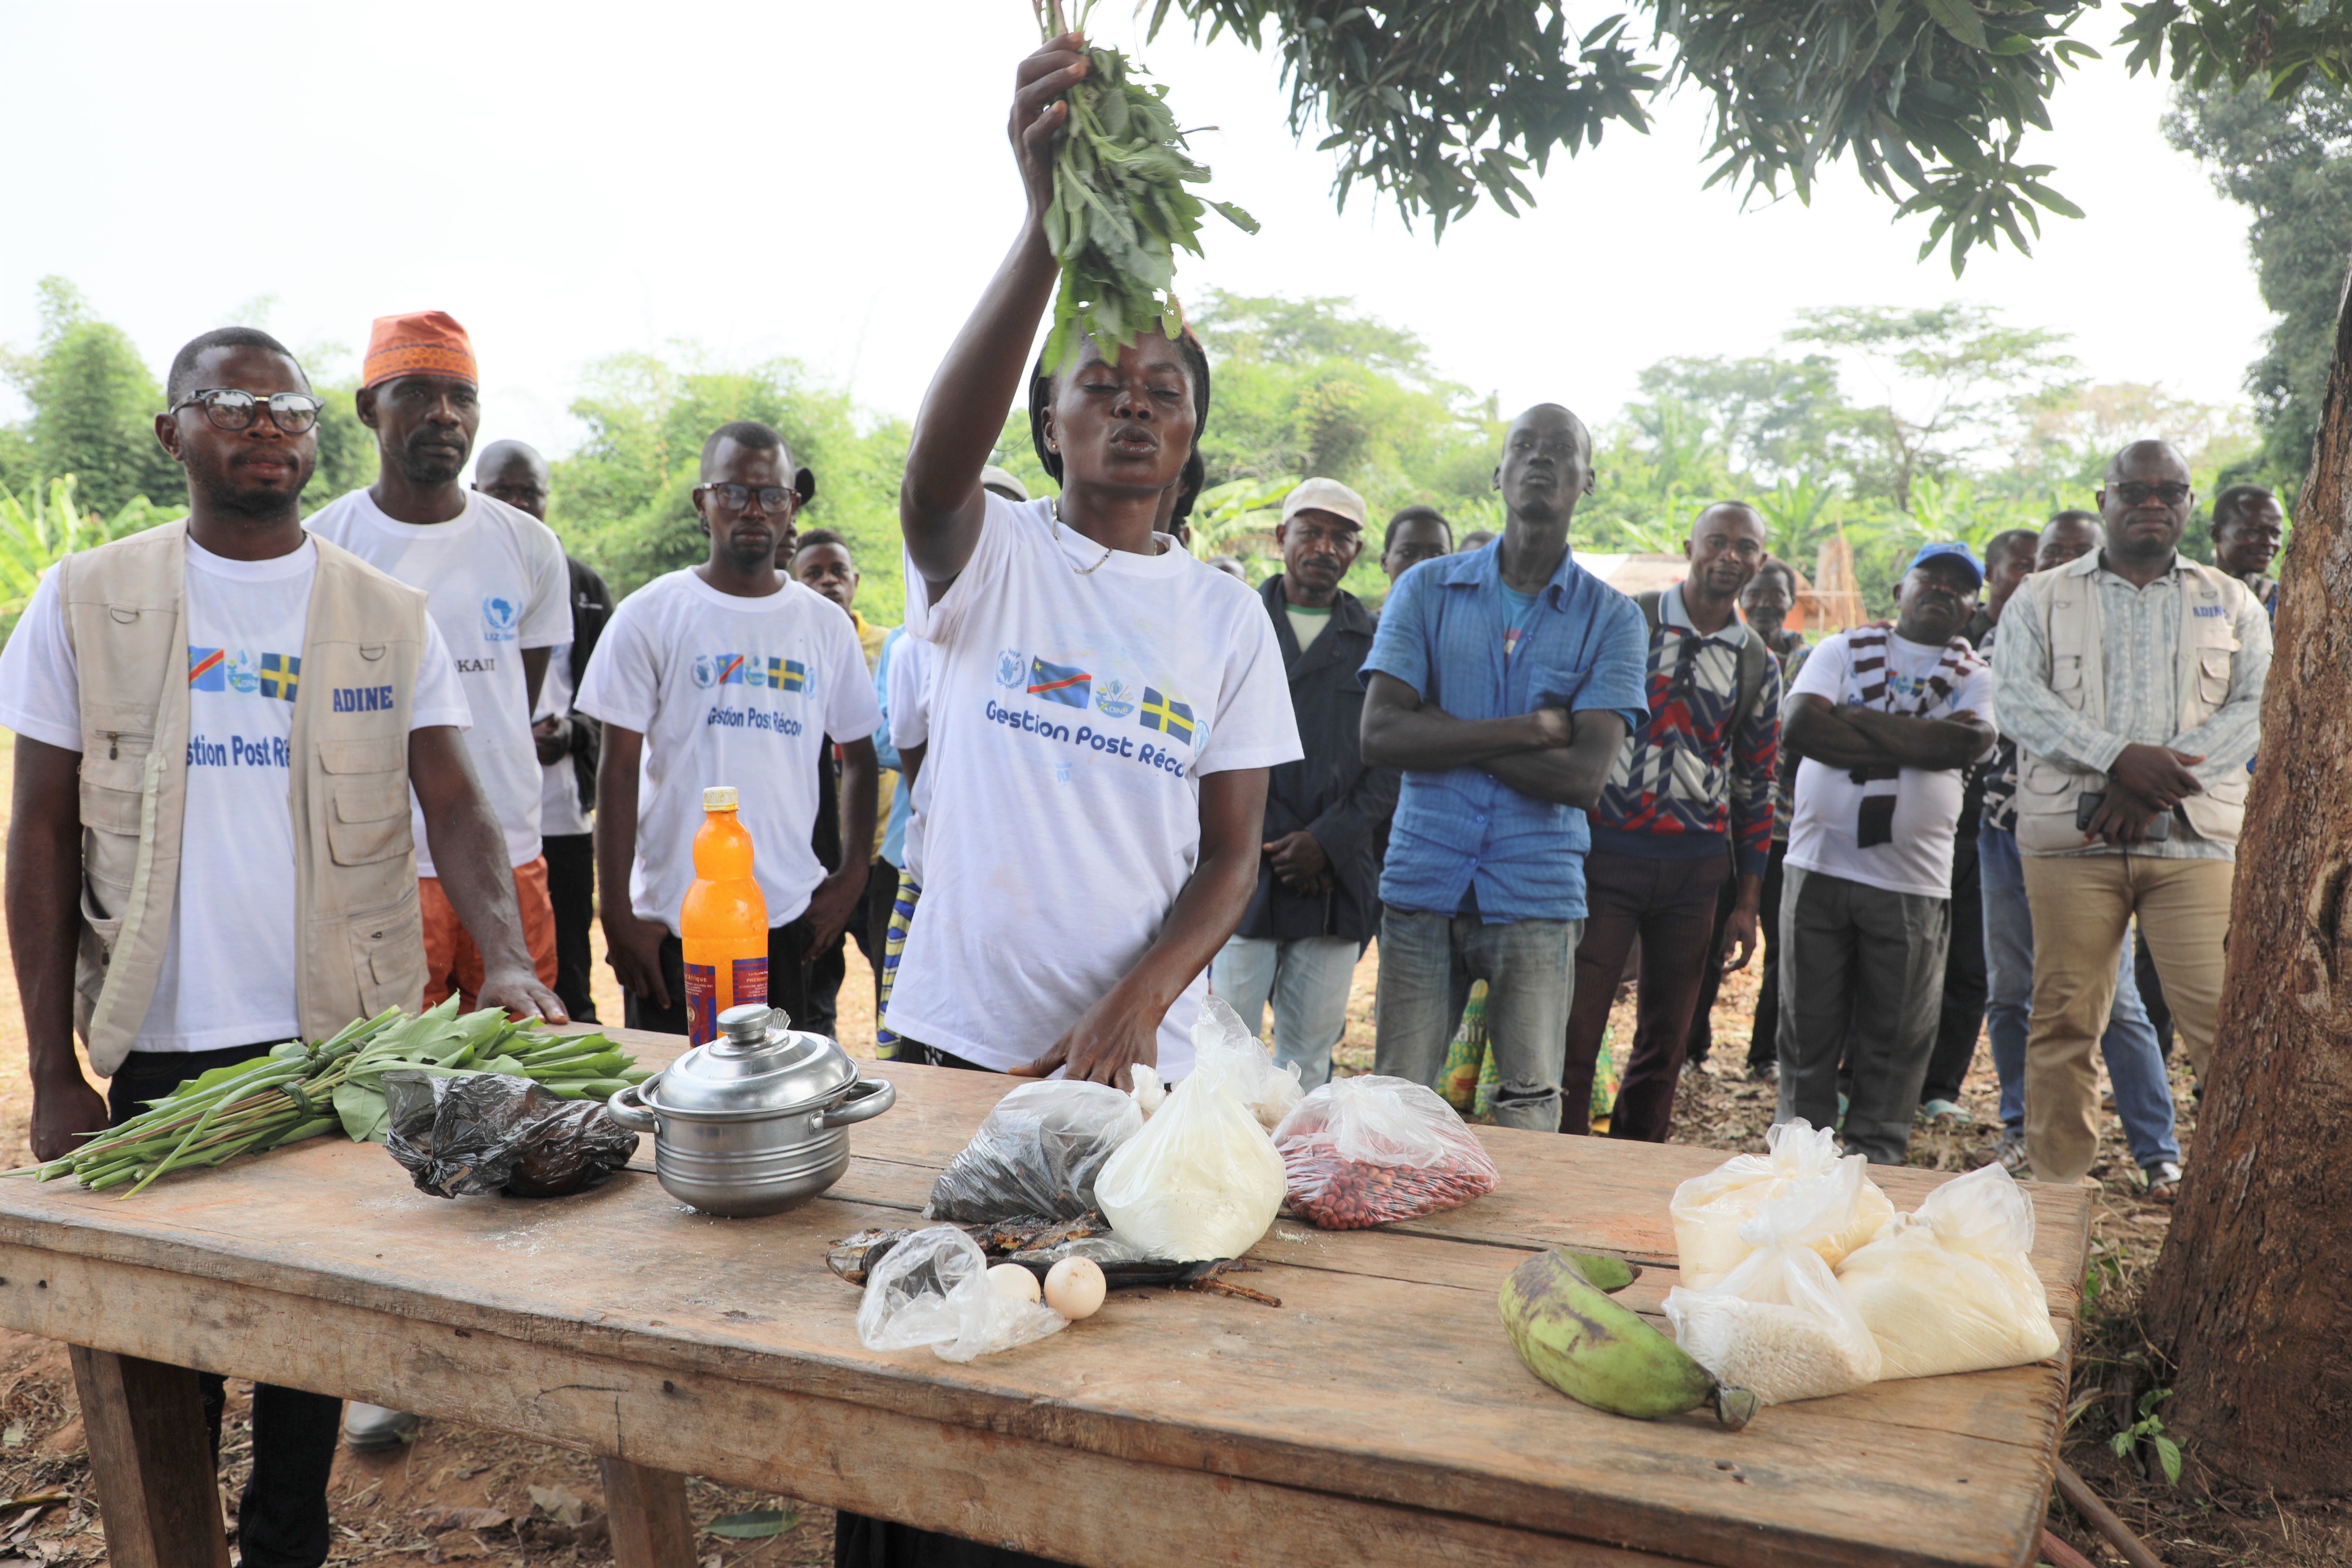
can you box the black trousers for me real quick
[1684,859,1741,1069]
[1744,843,1790,1072]
[832,1041,1074,1568]
[622,917,818,1036]
[1919,825,1988,1106]
[852,858,899,1011]
[110,1046,344,1568]
[542,832,599,1024]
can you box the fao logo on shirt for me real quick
[482,596,519,643]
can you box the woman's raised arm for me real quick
[899,32,1089,597]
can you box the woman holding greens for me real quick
[872,28,1299,1096]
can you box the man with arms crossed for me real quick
[309,313,570,1012]
[1778,544,1996,1164]
[1361,405,1649,1131]
[1,328,551,1568]
[1992,441,2267,1187]
[1562,500,1780,1141]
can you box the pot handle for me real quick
[605,1077,661,1132]
[820,1076,896,1129]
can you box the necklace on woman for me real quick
[1053,499,1118,575]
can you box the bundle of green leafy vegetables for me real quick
[19,1000,649,1197]
[1034,0,1258,373]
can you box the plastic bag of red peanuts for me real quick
[1271,1075,1499,1229]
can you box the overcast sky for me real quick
[0,2,2274,472]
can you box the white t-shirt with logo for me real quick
[0,538,469,1053]
[885,632,935,883]
[535,643,593,838]
[574,570,881,933]
[1785,629,1995,899]
[883,495,1301,1076]
[307,489,569,873]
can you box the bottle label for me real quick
[733,957,769,1009]
[685,963,719,1046]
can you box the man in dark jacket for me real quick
[1211,478,1398,1087]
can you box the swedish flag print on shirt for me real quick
[1139,686,1194,744]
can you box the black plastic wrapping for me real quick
[384,1071,638,1199]
[924,1080,1143,1223]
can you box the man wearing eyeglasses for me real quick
[0,327,553,1567]
[575,421,880,1036]
[1991,440,2271,1188]
[308,312,570,1020]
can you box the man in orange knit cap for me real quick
[308,316,571,1448]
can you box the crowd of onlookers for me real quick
[1241,432,2271,1214]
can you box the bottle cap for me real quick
[703,785,738,811]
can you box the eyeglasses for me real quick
[169,388,325,435]
[2111,482,2191,507]
[698,483,797,512]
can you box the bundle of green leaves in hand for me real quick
[1034,0,1258,373]
[16,999,650,1197]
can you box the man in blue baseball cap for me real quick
[1773,542,1998,1163]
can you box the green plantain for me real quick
[1500,1248,1757,1429]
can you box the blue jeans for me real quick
[1978,825,2179,1168]
[1211,935,1360,1090]
[1373,905,1579,1131]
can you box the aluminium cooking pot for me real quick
[606,1004,895,1217]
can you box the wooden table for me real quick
[0,1032,2088,1568]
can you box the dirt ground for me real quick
[0,733,2339,1566]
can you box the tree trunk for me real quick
[2141,275,2352,1496]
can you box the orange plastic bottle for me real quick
[679,785,768,1045]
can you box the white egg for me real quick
[987,1263,1042,1305]
[1043,1256,1107,1320]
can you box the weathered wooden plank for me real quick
[66,1346,231,1568]
[0,1197,2053,1568]
[12,1249,2016,1568]
[599,1456,695,1568]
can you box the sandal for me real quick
[2142,1161,2183,1205]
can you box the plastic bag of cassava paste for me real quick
[1271,1075,1498,1229]
[1093,1002,1287,1261]
[855,1226,1067,1363]
[1834,1163,2061,1380]
[1670,1118,1894,1288]
[925,1080,1143,1223]
[1663,1162,1885,1405]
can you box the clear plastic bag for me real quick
[1193,995,1303,1130]
[855,1226,1068,1363]
[925,1080,1143,1223]
[1272,1074,1498,1228]
[1663,1161,1885,1405]
[1670,1118,1894,1288]
[382,1071,639,1199]
[1835,1163,2061,1380]
[1093,1000,1286,1261]
[1128,1063,1168,1119]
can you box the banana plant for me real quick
[0,476,181,648]
[1189,473,1299,556]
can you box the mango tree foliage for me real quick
[1162,0,2352,270]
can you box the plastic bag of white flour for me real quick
[1835,1163,2062,1380]
[1094,1000,1286,1261]
[1664,1160,1884,1404]
[1669,1118,1894,1288]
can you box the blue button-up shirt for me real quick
[1364,542,1650,922]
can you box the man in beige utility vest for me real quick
[1990,439,2270,1188]
[0,326,559,1568]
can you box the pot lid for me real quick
[651,1006,859,1115]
